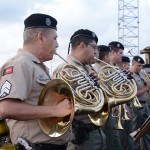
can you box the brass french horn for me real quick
[38,79,74,137]
[94,57,141,108]
[93,57,142,128]
[0,119,15,150]
[38,52,105,137]
[55,52,105,126]
[0,119,9,137]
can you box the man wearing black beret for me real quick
[0,13,72,150]
[131,56,150,150]
[118,55,140,149]
[53,29,106,150]
[108,41,124,66]
[103,41,124,150]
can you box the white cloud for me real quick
[0,0,150,73]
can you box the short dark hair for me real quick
[122,56,130,63]
[97,45,111,60]
[71,36,93,49]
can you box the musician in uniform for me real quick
[0,13,72,150]
[143,63,150,109]
[118,56,139,150]
[131,56,150,150]
[52,29,106,150]
[93,45,111,73]
[109,41,124,66]
[102,41,124,150]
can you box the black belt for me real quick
[16,143,67,150]
[35,143,67,150]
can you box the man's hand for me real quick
[54,98,72,117]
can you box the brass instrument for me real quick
[130,116,150,141]
[143,69,150,82]
[0,144,15,150]
[0,119,15,150]
[0,119,9,137]
[55,52,105,126]
[38,79,74,137]
[146,73,150,80]
[112,105,124,129]
[122,104,130,120]
[38,53,105,137]
[94,57,141,108]
[94,57,141,129]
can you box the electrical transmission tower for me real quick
[118,0,139,57]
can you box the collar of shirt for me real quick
[67,55,93,74]
[17,48,41,63]
[67,55,84,66]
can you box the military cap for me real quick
[133,56,145,64]
[98,45,111,52]
[143,64,150,68]
[24,13,57,30]
[70,29,98,43]
[122,56,130,63]
[108,41,124,50]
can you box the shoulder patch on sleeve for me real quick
[0,80,12,98]
[3,66,13,76]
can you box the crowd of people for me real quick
[0,13,150,150]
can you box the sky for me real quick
[0,0,150,75]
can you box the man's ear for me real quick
[111,50,115,55]
[37,32,44,43]
[78,42,86,49]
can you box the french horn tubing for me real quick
[94,57,142,108]
[93,57,142,129]
[55,52,105,126]
[142,69,150,82]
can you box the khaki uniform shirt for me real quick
[53,55,97,124]
[142,68,150,106]
[93,63,105,74]
[0,49,73,144]
[132,71,149,102]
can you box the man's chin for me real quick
[43,56,53,62]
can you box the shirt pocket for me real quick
[32,78,49,93]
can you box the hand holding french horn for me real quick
[53,98,72,118]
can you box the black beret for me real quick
[24,13,57,30]
[70,29,98,43]
[122,56,130,63]
[133,56,145,64]
[98,45,111,52]
[143,64,150,68]
[108,41,124,50]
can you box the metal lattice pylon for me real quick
[118,0,139,57]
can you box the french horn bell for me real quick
[38,79,74,137]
